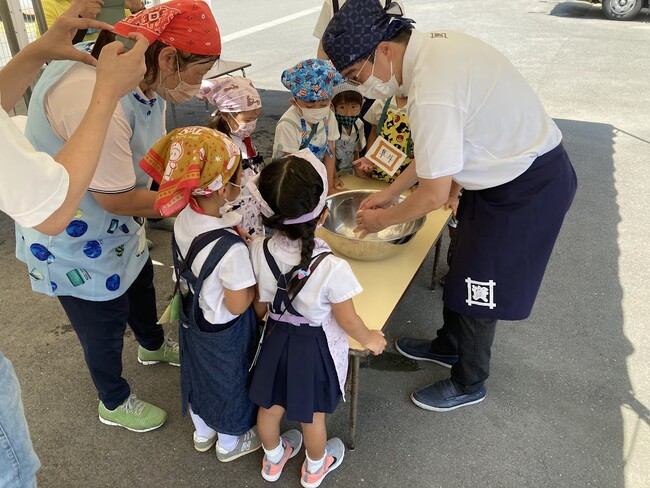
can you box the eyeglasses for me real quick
[346,53,373,86]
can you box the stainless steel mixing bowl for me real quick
[317,189,427,261]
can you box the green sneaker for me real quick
[138,337,180,366]
[98,394,166,432]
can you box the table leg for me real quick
[348,354,360,450]
[430,238,442,290]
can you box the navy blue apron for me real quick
[172,229,258,436]
[248,239,340,423]
[443,143,577,320]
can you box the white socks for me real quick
[264,439,285,464]
[189,406,215,439]
[217,433,239,452]
[306,451,326,473]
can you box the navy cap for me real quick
[322,0,415,72]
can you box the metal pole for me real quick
[32,0,47,35]
[0,0,22,56]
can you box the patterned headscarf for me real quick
[322,0,415,72]
[114,0,221,56]
[280,59,344,101]
[140,127,241,217]
[197,76,262,113]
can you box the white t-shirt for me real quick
[363,97,406,126]
[402,30,562,191]
[45,63,143,193]
[250,234,362,327]
[173,207,256,324]
[313,0,405,39]
[339,118,366,151]
[0,106,69,227]
[272,105,340,159]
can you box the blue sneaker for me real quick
[395,338,458,368]
[411,379,486,412]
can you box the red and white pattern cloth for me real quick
[114,0,221,56]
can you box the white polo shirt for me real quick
[402,30,562,190]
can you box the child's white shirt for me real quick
[363,97,403,126]
[249,234,362,326]
[272,105,340,159]
[173,207,256,324]
[338,118,366,152]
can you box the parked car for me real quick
[584,0,648,20]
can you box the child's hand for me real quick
[352,157,375,178]
[237,228,254,245]
[363,330,387,355]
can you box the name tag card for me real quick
[365,136,407,176]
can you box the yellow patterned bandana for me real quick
[140,127,241,217]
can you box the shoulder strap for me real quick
[376,96,394,136]
[299,120,320,150]
[333,0,340,14]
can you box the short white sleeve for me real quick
[409,102,465,180]
[363,99,385,126]
[312,0,333,39]
[0,108,69,227]
[326,109,340,141]
[273,116,302,158]
[355,119,366,151]
[45,63,135,193]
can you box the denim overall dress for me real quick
[173,229,258,436]
[16,57,164,300]
[248,239,342,423]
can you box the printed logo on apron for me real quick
[465,277,497,309]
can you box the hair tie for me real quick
[297,268,311,280]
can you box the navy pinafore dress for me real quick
[248,239,341,423]
[172,229,259,436]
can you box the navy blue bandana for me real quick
[322,0,415,72]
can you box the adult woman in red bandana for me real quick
[16,1,221,433]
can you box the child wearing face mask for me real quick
[198,76,266,238]
[353,94,413,183]
[331,82,366,176]
[141,127,262,461]
[272,59,343,194]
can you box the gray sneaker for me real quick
[216,426,262,462]
[300,437,345,488]
[193,431,217,452]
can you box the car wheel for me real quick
[602,0,643,20]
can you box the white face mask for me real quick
[155,58,201,104]
[228,115,257,139]
[357,55,400,100]
[298,105,331,125]
[219,181,242,216]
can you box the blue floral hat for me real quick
[322,0,415,72]
[280,58,344,101]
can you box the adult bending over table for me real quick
[0,6,149,486]
[16,0,221,433]
[322,0,577,412]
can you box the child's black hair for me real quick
[259,156,325,292]
[206,111,232,135]
[332,91,363,107]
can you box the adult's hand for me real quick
[358,188,398,211]
[72,0,103,19]
[124,0,146,13]
[94,34,150,100]
[34,9,113,66]
[443,195,459,215]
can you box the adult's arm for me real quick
[355,174,451,238]
[91,190,160,219]
[0,8,111,112]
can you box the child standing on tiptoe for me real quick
[140,127,261,462]
[248,149,386,487]
[198,76,266,238]
[331,82,366,176]
[272,59,343,194]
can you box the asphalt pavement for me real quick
[1,1,649,487]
